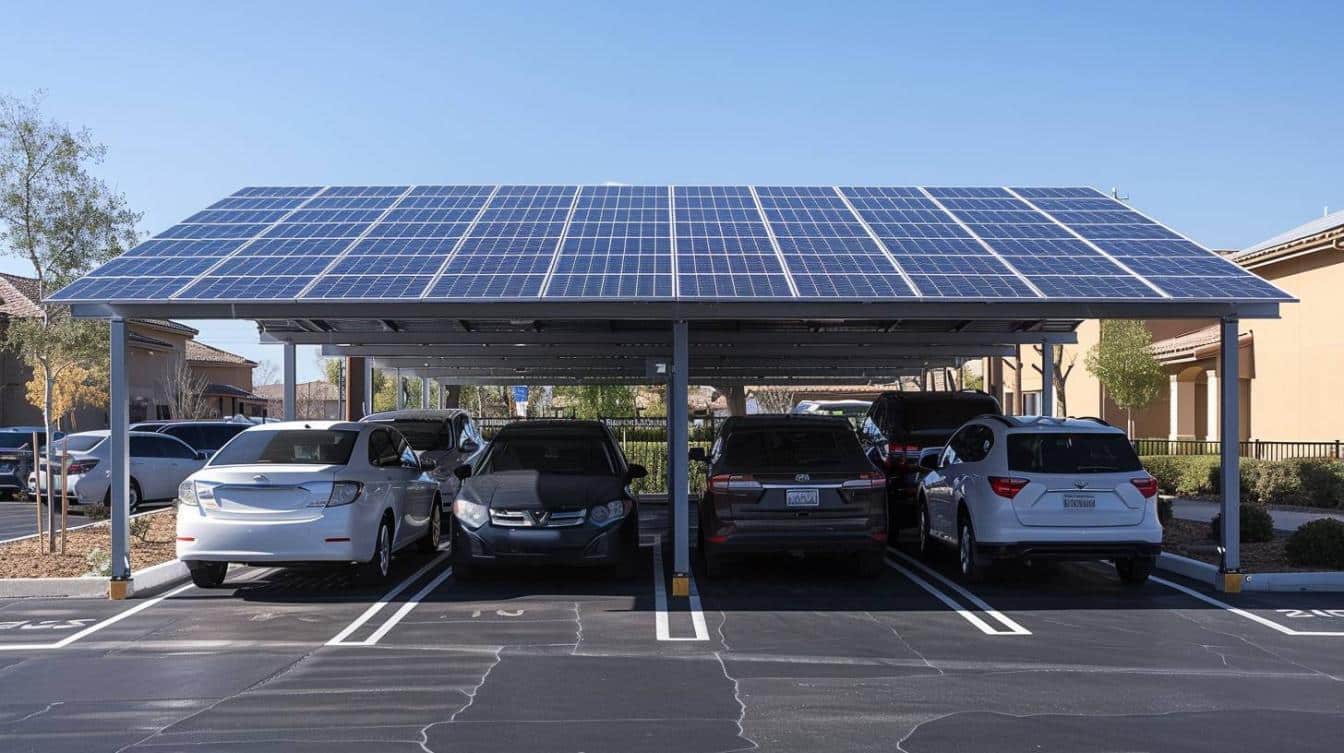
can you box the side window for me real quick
[394,432,417,468]
[865,402,886,441]
[942,427,966,466]
[367,429,396,467]
[208,425,245,449]
[129,436,158,458]
[455,416,470,449]
[159,437,198,459]
[960,425,994,463]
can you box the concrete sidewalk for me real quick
[1171,498,1344,532]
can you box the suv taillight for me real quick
[885,442,919,469]
[841,471,887,490]
[708,474,762,494]
[988,476,1029,499]
[1131,476,1159,498]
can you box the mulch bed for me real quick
[0,509,177,579]
[1163,517,1313,573]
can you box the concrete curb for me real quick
[1157,551,1344,592]
[0,557,189,599]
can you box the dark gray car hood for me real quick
[460,470,626,511]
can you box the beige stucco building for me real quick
[986,210,1342,442]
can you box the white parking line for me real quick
[653,537,708,641]
[1150,574,1344,637]
[0,582,196,651]
[362,564,455,645]
[884,548,1031,636]
[326,550,453,646]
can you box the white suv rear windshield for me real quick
[210,430,359,466]
[1007,432,1142,474]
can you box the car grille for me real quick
[489,509,587,528]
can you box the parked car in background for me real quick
[790,399,873,428]
[176,421,442,588]
[0,427,62,499]
[691,414,887,578]
[151,421,250,459]
[450,420,644,578]
[859,390,1002,534]
[916,416,1162,584]
[360,409,485,498]
[28,430,207,513]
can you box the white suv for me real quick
[916,416,1161,585]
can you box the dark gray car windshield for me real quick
[721,427,868,472]
[1007,433,1143,474]
[210,430,359,466]
[898,399,998,431]
[480,434,615,476]
[0,434,34,449]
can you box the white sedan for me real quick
[29,430,208,512]
[176,421,442,588]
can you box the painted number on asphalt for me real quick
[1276,609,1344,619]
[469,609,526,618]
[0,619,95,631]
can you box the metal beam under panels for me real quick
[283,330,1079,347]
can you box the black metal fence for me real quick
[475,416,719,496]
[1132,438,1344,461]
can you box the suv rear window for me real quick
[370,419,451,452]
[210,430,359,466]
[895,397,999,431]
[1006,432,1143,474]
[721,427,868,472]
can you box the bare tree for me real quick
[752,388,796,414]
[160,357,212,419]
[1032,345,1076,417]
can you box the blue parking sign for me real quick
[512,386,529,403]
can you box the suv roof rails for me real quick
[976,414,1018,427]
[1069,416,1112,427]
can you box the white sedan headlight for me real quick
[453,498,489,529]
[177,479,198,507]
[589,500,627,527]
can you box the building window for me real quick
[1022,391,1041,416]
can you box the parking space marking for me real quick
[652,537,708,641]
[326,550,452,646]
[362,563,456,645]
[884,548,1031,636]
[1150,574,1344,637]
[0,582,196,651]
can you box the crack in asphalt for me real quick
[570,600,583,656]
[417,646,504,753]
[1170,609,1344,683]
[863,610,945,677]
[9,700,63,724]
[714,650,759,752]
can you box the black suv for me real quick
[691,415,888,578]
[859,390,1002,534]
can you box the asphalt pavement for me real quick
[0,515,1343,752]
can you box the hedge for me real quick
[1139,455,1344,509]
[1210,506,1276,543]
[1286,519,1344,569]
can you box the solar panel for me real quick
[47,185,1291,305]
[545,185,672,298]
[674,186,792,298]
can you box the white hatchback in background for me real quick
[176,421,442,588]
[29,431,208,512]
[916,416,1161,585]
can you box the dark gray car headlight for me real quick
[589,500,628,527]
[453,498,489,529]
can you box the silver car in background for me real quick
[360,409,486,498]
[176,421,442,588]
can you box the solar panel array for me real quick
[52,186,1289,303]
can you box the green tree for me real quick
[553,385,637,418]
[1,93,138,548]
[1085,320,1166,436]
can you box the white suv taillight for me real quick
[988,476,1029,499]
[1130,476,1159,498]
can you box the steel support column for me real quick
[283,341,297,420]
[108,317,131,597]
[364,360,374,415]
[1219,316,1242,586]
[670,320,691,595]
[395,368,404,409]
[1040,342,1055,417]
[421,377,430,408]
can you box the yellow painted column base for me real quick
[1218,572,1243,594]
[108,579,133,600]
[671,574,690,597]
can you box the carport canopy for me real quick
[50,185,1293,597]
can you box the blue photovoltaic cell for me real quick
[548,185,672,299]
[756,186,915,298]
[674,186,792,298]
[840,187,1034,298]
[45,185,1292,304]
[931,190,1160,299]
[424,185,576,299]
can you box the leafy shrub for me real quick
[1140,455,1219,497]
[1139,456,1344,509]
[1209,505,1275,543]
[84,504,109,522]
[1285,519,1344,569]
[85,547,111,577]
[129,515,153,542]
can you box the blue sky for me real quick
[3,1,1341,381]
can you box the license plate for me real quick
[1063,494,1096,509]
[786,488,820,507]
